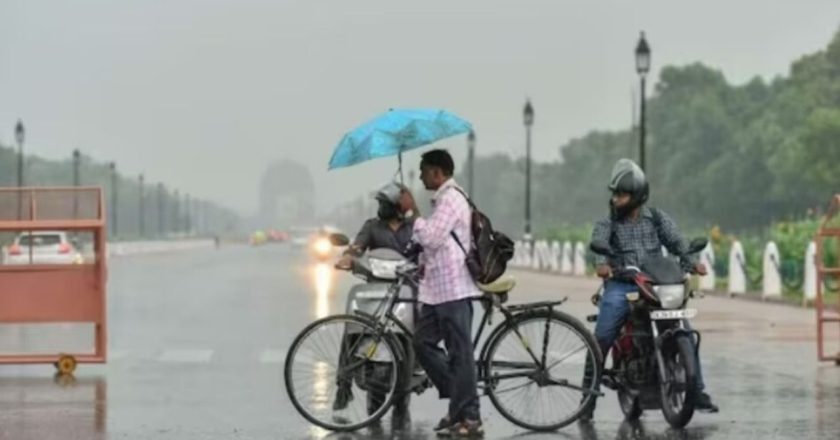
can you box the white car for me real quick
[4,231,83,265]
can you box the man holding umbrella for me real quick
[328,109,481,436]
[399,149,484,438]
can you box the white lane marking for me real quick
[157,349,214,363]
[259,348,288,364]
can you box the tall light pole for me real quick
[15,120,25,187]
[185,193,192,236]
[467,130,476,197]
[109,162,118,238]
[635,32,651,171]
[138,174,145,238]
[173,189,180,234]
[73,149,81,220]
[523,99,534,242]
[157,183,165,237]
[15,120,25,220]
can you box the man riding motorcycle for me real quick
[581,158,718,421]
[333,181,417,415]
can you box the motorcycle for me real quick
[332,240,427,415]
[589,237,709,428]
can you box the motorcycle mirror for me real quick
[329,233,350,247]
[589,241,614,257]
[688,237,709,254]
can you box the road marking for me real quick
[259,348,288,364]
[157,349,214,363]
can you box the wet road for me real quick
[0,244,838,439]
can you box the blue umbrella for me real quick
[328,108,472,177]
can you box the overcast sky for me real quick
[2,1,839,214]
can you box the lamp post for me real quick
[467,130,476,197]
[14,120,25,220]
[138,174,145,238]
[109,162,118,238]
[635,32,651,171]
[523,99,534,242]
[15,120,25,188]
[72,149,81,220]
[157,183,165,237]
[185,193,192,236]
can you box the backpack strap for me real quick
[450,186,476,209]
[450,230,468,256]
[447,185,474,256]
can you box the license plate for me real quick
[650,309,697,320]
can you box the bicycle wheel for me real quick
[484,309,602,431]
[284,314,402,432]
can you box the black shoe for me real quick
[449,419,484,438]
[333,385,353,411]
[696,392,719,413]
[434,415,457,435]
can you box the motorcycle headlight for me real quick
[653,285,686,309]
[369,259,401,280]
[313,238,331,255]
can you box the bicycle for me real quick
[284,259,603,432]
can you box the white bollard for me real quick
[512,241,525,268]
[762,241,782,299]
[532,240,551,271]
[699,243,716,291]
[804,241,818,304]
[573,242,587,276]
[520,241,533,269]
[560,241,573,275]
[728,241,747,295]
[549,241,562,272]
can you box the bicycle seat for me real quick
[478,275,516,294]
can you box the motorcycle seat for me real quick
[478,274,516,294]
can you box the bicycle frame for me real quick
[348,269,580,390]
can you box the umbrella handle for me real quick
[398,150,404,185]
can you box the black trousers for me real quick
[413,298,480,421]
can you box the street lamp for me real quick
[72,149,81,220]
[635,31,651,171]
[109,162,118,238]
[185,193,192,236]
[14,120,25,220]
[523,99,534,242]
[138,174,145,238]
[157,183,165,237]
[467,130,476,197]
[15,120,25,187]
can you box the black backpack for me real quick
[448,188,515,284]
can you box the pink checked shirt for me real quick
[412,179,481,305]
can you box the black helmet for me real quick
[375,182,405,221]
[608,159,649,217]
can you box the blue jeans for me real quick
[595,280,706,391]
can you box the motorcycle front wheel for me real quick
[659,333,697,428]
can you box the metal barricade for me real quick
[0,187,107,373]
